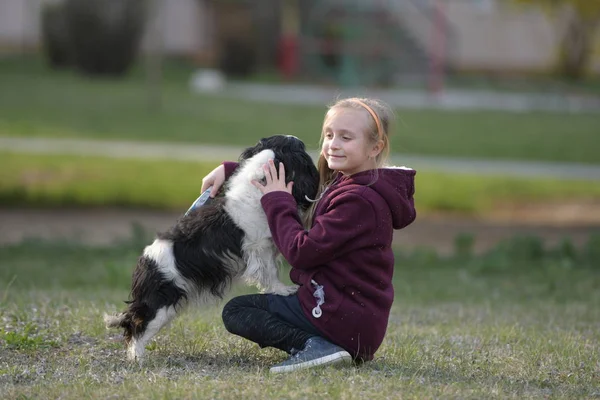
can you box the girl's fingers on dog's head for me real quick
[263,163,273,183]
[279,162,285,179]
[268,159,279,180]
[251,179,265,193]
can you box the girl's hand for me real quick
[201,164,226,198]
[251,159,293,195]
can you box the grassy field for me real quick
[1,235,599,399]
[2,152,600,214]
[1,57,599,164]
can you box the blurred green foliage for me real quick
[1,230,598,295]
[1,152,599,213]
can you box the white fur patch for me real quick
[223,150,299,295]
[128,306,176,361]
[225,149,274,243]
[143,239,192,293]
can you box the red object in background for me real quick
[278,35,299,80]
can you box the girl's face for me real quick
[321,108,382,176]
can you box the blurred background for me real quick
[3,4,600,396]
[0,0,599,254]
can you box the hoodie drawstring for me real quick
[311,279,324,318]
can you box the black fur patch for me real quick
[130,256,186,309]
[122,256,185,342]
[158,199,243,298]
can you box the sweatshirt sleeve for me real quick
[260,190,377,270]
[222,162,239,180]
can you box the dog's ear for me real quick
[294,173,319,209]
[282,153,319,210]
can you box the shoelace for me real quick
[311,279,325,318]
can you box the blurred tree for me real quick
[64,0,147,76]
[515,0,600,79]
[204,0,258,78]
[145,0,165,113]
[40,1,71,68]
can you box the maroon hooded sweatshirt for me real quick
[223,163,417,360]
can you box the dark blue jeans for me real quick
[222,293,322,354]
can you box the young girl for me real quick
[200,97,416,373]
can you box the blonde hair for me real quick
[303,97,393,227]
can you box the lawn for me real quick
[1,235,598,399]
[0,57,599,164]
[2,56,599,399]
[2,152,600,214]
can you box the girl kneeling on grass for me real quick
[201,97,417,373]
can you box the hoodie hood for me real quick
[335,167,417,229]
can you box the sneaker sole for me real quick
[269,351,352,374]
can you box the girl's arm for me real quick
[261,191,377,270]
[252,160,379,270]
[222,161,239,180]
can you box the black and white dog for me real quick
[104,135,319,361]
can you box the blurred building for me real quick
[0,0,217,58]
[1,0,599,81]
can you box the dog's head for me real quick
[239,135,319,210]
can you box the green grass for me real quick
[2,152,600,214]
[0,235,599,399]
[1,56,599,164]
[0,152,217,210]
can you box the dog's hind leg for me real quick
[123,240,189,362]
[127,305,177,362]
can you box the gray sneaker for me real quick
[269,337,352,374]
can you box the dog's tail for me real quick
[103,312,127,329]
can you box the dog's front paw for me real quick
[270,284,299,296]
